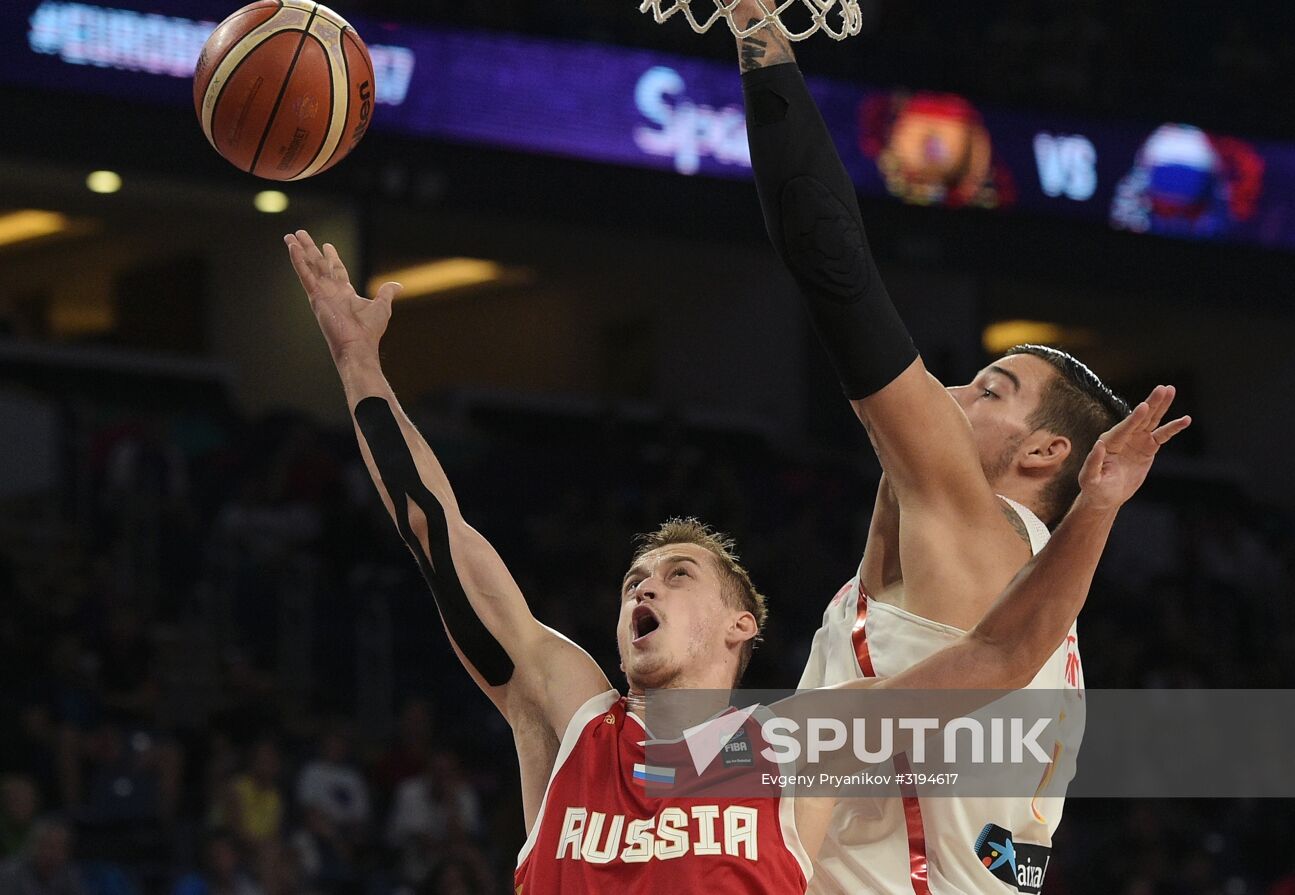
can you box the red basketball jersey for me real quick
[515,690,812,893]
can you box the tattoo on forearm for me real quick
[740,32,767,70]
[739,17,794,71]
[1001,502,1033,547]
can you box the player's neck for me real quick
[625,678,736,733]
[992,473,1048,524]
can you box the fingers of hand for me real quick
[1137,385,1188,446]
[296,229,320,255]
[375,281,403,305]
[293,230,332,280]
[1105,400,1150,451]
[1079,446,1107,491]
[285,241,319,294]
[322,242,350,282]
[1141,385,1177,431]
[1081,439,1108,482]
[1152,415,1192,445]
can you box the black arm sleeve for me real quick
[354,396,515,687]
[743,62,918,399]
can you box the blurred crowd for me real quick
[351,0,1295,139]
[1,387,1293,895]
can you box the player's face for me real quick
[617,543,735,691]
[947,354,1058,484]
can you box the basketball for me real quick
[194,1,375,180]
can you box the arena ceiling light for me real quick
[254,191,289,213]
[982,319,1095,355]
[86,170,122,194]
[368,258,511,300]
[0,210,71,248]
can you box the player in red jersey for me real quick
[283,225,1186,894]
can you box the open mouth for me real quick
[631,605,661,643]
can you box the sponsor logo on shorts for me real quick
[973,823,1051,894]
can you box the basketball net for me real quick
[639,0,862,41]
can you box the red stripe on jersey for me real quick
[851,584,877,677]
[850,582,928,892]
[894,753,932,895]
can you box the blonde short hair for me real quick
[633,517,768,685]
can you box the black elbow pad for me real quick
[779,174,874,301]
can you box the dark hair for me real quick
[1005,345,1130,526]
[633,518,767,685]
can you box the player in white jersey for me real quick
[798,499,1083,895]
[731,5,1125,892]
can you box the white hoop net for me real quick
[639,0,862,42]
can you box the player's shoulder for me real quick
[945,495,1038,569]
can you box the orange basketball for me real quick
[194,1,375,180]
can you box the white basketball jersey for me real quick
[798,498,1085,895]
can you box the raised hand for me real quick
[1075,385,1191,513]
[284,229,402,363]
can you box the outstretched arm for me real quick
[284,231,611,734]
[788,388,1185,840]
[860,386,1191,692]
[734,10,998,517]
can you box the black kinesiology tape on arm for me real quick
[743,62,918,399]
[354,396,515,686]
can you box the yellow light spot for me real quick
[86,170,122,194]
[982,320,1094,355]
[254,191,290,214]
[0,210,70,247]
[369,258,508,299]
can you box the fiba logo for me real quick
[721,729,754,768]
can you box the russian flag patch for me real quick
[632,763,675,785]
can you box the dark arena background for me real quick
[2,2,1294,894]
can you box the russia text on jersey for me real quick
[554,805,760,863]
